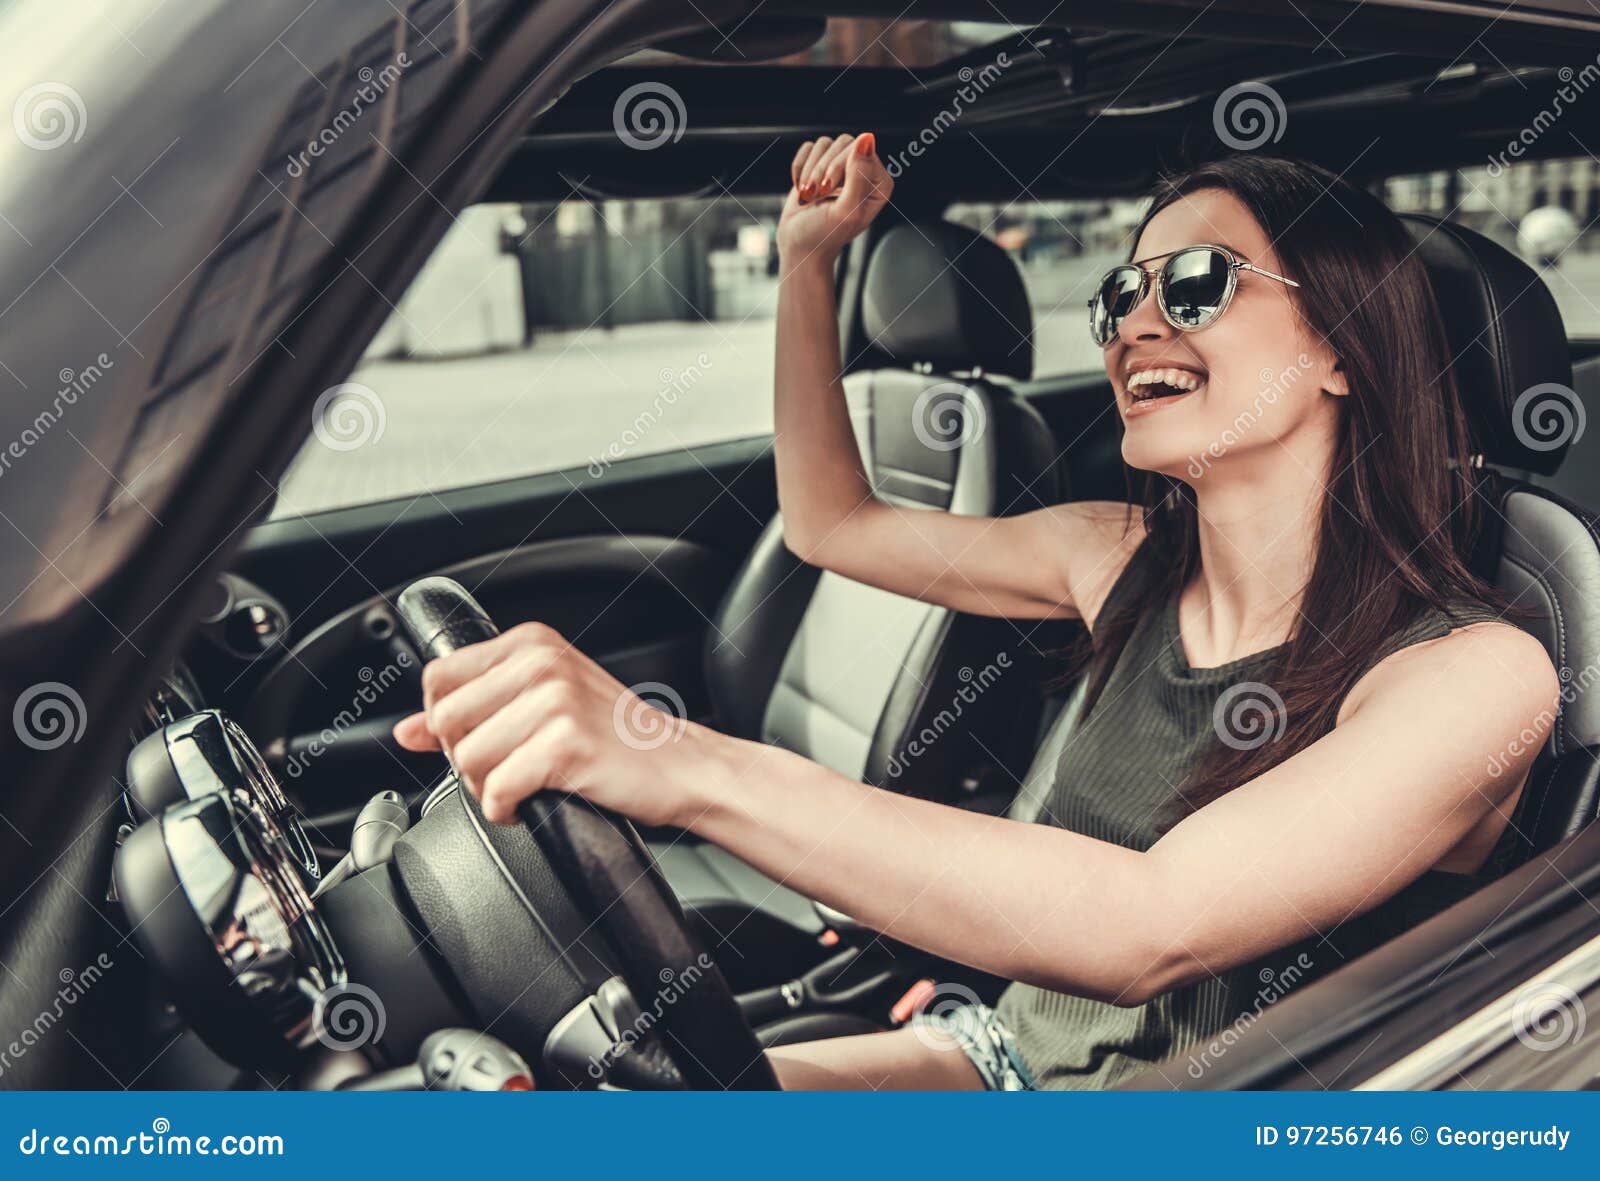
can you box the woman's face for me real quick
[1103,188,1346,483]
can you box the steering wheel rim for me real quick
[394,576,777,1090]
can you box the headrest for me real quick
[861,221,1033,381]
[1400,215,1574,475]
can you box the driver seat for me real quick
[652,220,1062,985]
[1399,214,1600,864]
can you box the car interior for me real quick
[11,2,1600,1091]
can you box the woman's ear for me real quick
[1325,357,1350,399]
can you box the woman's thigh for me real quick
[766,1025,984,1090]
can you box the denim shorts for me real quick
[923,1002,1039,1091]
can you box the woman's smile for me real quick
[1121,359,1209,418]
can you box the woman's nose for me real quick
[1119,280,1171,342]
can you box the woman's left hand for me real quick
[391,621,717,827]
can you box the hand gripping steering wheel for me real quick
[393,576,777,1090]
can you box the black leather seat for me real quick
[1398,214,1600,863]
[652,221,1062,986]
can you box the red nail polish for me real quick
[855,133,875,157]
[818,178,832,194]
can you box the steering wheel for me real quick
[393,577,777,1090]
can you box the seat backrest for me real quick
[1401,214,1600,864]
[704,220,1062,801]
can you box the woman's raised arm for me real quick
[774,131,1133,622]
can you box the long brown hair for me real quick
[1067,154,1508,832]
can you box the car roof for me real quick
[493,5,1600,202]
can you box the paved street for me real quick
[272,249,1600,519]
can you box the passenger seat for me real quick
[652,220,1064,986]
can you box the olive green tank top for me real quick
[994,540,1524,1090]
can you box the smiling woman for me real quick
[394,139,1563,1090]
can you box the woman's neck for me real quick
[1181,466,1323,667]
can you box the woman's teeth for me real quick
[1127,368,1205,402]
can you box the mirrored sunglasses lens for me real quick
[1160,249,1232,329]
[1091,267,1144,344]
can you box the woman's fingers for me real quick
[790,139,817,193]
[818,133,865,196]
[392,710,441,751]
[428,643,562,749]
[837,134,891,222]
[481,731,571,824]
[450,681,574,795]
[799,135,835,198]
[810,134,855,197]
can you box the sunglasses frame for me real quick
[1087,244,1300,348]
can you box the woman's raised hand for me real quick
[776,132,893,270]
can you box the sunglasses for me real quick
[1087,244,1299,348]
